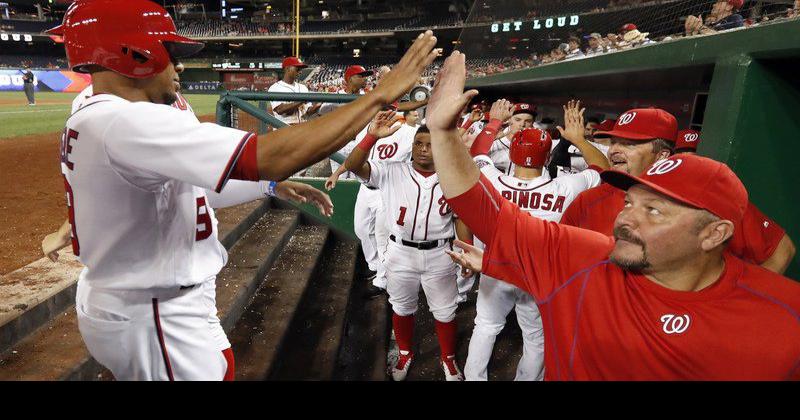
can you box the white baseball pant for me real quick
[464,275,545,381]
[76,279,230,381]
[384,240,458,322]
[373,202,389,289]
[353,185,382,272]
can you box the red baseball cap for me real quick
[592,119,617,139]
[594,108,677,142]
[601,154,748,224]
[282,56,307,69]
[513,103,536,116]
[675,129,701,151]
[621,23,637,32]
[344,65,373,82]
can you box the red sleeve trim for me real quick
[229,134,260,182]
[215,132,255,193]
[587,164,603,173]
[460,119,476,130]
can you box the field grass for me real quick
[0,91,221,139]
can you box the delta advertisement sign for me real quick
[0,69,91,92]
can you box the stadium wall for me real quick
[0,69,90,92]
[468,19,800,278]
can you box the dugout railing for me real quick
[216,90,363,238]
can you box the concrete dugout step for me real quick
[229,224,330,381]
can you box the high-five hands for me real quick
[556,99,587,145]
[426,51,479,131]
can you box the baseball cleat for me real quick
[362,283,387,299]
[441,355,464,381]
[391,350,413,381]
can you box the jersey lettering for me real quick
[196,197,212,241]
[172,94,188,111]
[501,190,568,213]
[438,196,451,216]
[60,128,79,170]
[396,206,407,226]
[63,175,80,256]
[377,143,399,160]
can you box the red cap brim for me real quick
[594,129,657,141]
[601,170,706,212]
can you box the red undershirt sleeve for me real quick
[470,119,503,157]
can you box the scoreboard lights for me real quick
[490,15,580,33]
[212,62,283,70]
[1,33,34,42]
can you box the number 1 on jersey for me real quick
[396,206,407,226]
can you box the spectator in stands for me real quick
[621,28,654,48]
[685,0,745,36]
[268,56,321,125]
[788,0,800,18]
[566,36,585,59]
[585,33,605,55]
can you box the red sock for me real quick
[222,348,235,381]
[392,312,415,354]
[434,320,458,361]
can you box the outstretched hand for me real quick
[274,181,334,217]
[367,110,403,138]
[444,239,484,274]
[426,51,479,131]
[489,99,514,123]
[556,99,587,145]
[372,31,440,105]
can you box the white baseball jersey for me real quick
[72,85,93,113]
[359,162,453,242]
[474,154,600,221]
[268,80,311,124]
[368,123,416,163]
[549,139,610,176]
[61,93,255,290]
[488,136,515,176]
[330,124,369,180]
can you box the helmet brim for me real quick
[163,36,205,58]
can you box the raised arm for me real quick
[470,99,513,157]
[556,100,610,170]
[253,32,440,181]
[340,111,403,181]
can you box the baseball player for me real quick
[337,112,464,381]
[675,128,701,154]
[46,0,439,380]
[326,106,419,296]
[560,109,796,274]
[485,103,536,176]
[428,51,800,380]
[22,66,35,106]
[460,99,609,381]
[267,56,321,125]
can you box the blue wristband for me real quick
[267,181,278,197]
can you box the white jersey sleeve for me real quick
[359,160,394,190]
[462,120,485,146]
[205,180,270,209]
[104,102,254,194]
[474,154,502,179]
[558,168,602,193]
[71,85,93,114]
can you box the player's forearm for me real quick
[572,139,610,170]
[273,102,303,115]
[397,99,427,112]
[206,180,268,208]
[470,119,502,157]
[343,147,372,180]
[455,219,474,245]
[430,128,481,199]
[760,234,796,274]
[255,94,384,180]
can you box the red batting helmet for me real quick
[510,128,552,168]
[45,0,204,79]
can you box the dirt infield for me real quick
[0,114,216,275]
